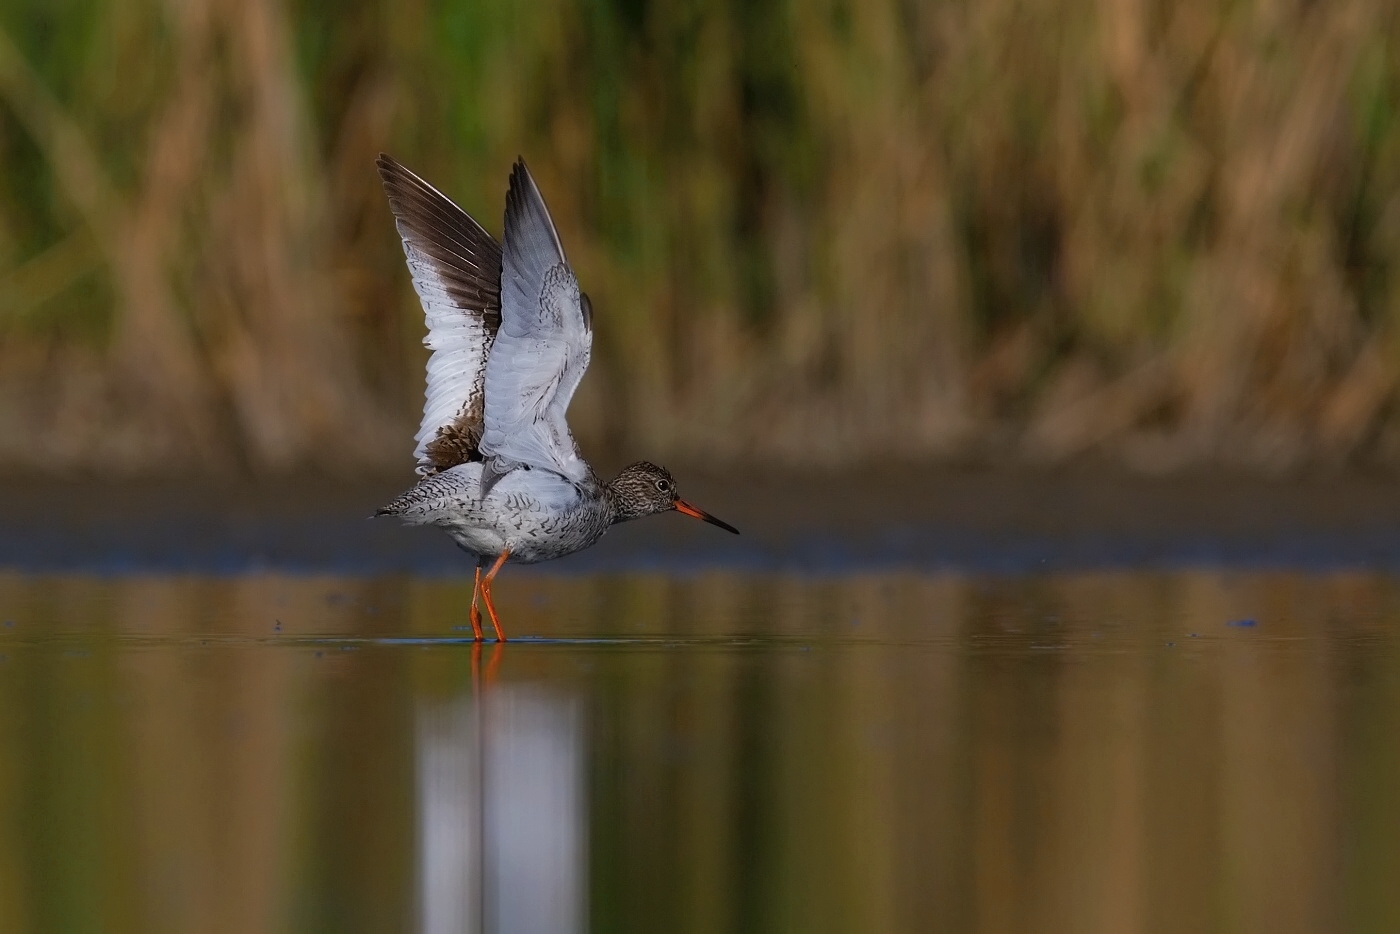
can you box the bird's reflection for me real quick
[416,646,585,934]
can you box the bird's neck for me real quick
[602,475,643,524]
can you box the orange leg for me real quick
[468,565,484,641]
[478,549,511,642]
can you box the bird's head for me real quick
[609,462,739,533]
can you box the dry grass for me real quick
[0,0,1398,475]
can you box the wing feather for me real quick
[477,159,594,488]
[377,153,503,476]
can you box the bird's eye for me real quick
[655,479,670,493]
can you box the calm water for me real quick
[0,568,1398,933]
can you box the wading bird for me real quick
[375,155,738,641]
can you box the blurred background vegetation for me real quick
[0,0,1398,476]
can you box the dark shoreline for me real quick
[2,466,1399,576]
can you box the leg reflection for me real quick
[416,666,584,934]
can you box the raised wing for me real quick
[377,153,504,476]
[477,158,594,489]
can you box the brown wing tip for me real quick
[377,153,438,204]
[377,154,417,205]
[376,152,403,182]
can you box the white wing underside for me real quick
[413,256,493,467]
[478,161,593,487]
[378,154,503,477]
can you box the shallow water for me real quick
[1,567,1397,933]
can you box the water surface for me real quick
[0,567,1397,933]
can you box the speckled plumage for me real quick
[377,461,699,564]
[375,156,738,639]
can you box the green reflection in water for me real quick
[0,570,1397,933]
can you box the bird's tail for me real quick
[373,493,414,518]
[373,473,463,523]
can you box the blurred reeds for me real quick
[1,0,1398,474]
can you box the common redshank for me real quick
[374,154,738,641]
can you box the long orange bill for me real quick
[674,499,740,535]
